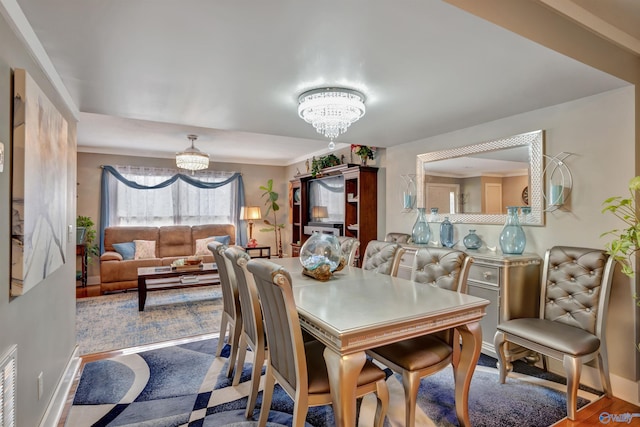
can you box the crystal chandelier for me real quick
[298,87,366,149]
[176,134,209,172]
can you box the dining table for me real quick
[269,257,490,427]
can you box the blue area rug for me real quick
[66,337,599,426]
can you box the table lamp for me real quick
[312,206,329,222]
[241,206,262,248]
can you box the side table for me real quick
[76,244,88,287]
[244,245,271,259]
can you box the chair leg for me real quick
[401,370,420,427]
[216,315,229,357]
[374,378,389,427]
[493,331,509,384]
[245,345,266,419]
[563,355,582,421]
[597,350,612,397]
[258,366,275,427]
[226,319,243,377]
[233,335,248,386]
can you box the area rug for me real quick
[76,286,223,355]
[66,337,601,427]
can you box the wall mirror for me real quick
[416,130,544,225]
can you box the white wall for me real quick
[384,86,638,400]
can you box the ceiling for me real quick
[8,0,637,166]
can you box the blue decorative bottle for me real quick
[412,208,431,244]
[463,230,482,250]
[499,206,526,254]
[440,216,454,248]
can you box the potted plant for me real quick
[259,179,285,258]
[76,215,100,263]
[351,144,376,165]
[601,176,640,277]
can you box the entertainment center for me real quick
[290,164,378,263]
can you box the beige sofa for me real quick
[100,224,236,294]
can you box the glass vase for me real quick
[412,207,431,244]
[499,206,526,254]
[463,230,482,250]
[429,207,439,222]
[440,216,454,248]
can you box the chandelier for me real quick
[298,87,366,149]
[176,134,209,172]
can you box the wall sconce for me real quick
[311,206,329,222]
[240,206,262,248]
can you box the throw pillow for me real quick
[134,240,157,260]
[112,242,136,260]
[195,235,231,255]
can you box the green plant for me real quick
[351,144,376,160]
[310,154,341,178]
[259,179,285,258]
[601,176,640,277]
[76,215,99,262]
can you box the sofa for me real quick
[100,224,236,294]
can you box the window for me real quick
[105,166,240,227]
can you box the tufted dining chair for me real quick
[366,247,473,427]
[246,259,389,427]
[208,241,242,379]
[337,236,360,266]
[494,246,615,420]
[361,240,405,276]
[384,232,411,244]
[223,246,266,418]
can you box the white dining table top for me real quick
[268,257,489,353]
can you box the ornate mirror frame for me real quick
[416,130,544,225]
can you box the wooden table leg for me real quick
[138,276,147,311]
[454,321,482,427]
[323,347,366,427]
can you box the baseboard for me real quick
[39,346,81,427]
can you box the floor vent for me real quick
[0,345,17,427]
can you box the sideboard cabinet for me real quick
[398,245,541,360]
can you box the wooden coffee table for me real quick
[137,263,220,311]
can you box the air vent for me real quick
[0,345,17,427]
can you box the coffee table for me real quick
[137,263,220,311]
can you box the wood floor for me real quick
[74,283,640,426]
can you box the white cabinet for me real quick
[399,245,541,360]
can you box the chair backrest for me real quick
[246,259,307,397]
[337,236,360,266]
[208,241,240,319]
[384,232,411,244]
[411,247,473,293]
[224,246,263,347]
[361,240,404,276]
[540,246,615,338]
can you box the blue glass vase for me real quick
[463,230,482,250]
[440,217,454,248]
[412,208,431,244]
[499,206,526,254]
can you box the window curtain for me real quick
[99,165,246,253]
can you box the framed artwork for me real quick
[11,69,69,297]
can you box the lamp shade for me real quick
[312,206,329,220]
[240,206,262,221]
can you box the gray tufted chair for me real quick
[494,246,615,421]
[361,240,405,276]
[337,236,360,267]
[384,232,411,244]
[208,241,242,379]
[246,259,389,427]
[223,246,266,418]
[366,247,473,427]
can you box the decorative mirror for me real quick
[416,130,544,225]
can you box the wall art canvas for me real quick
[11,69,68,297]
